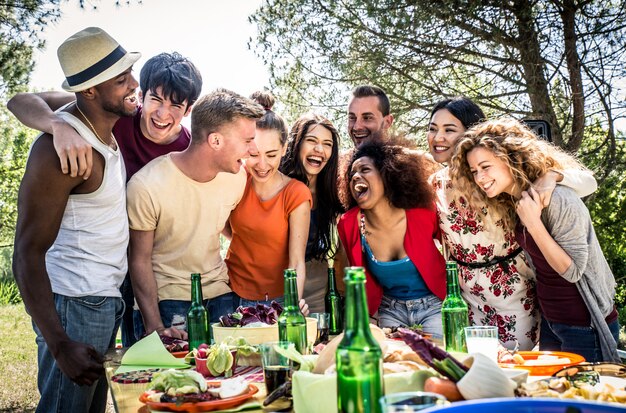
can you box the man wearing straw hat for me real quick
[11,27,140,413]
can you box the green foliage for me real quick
[0,102,37,253]
[0,278,21,305]
[251,0,626,156]
[580,125,626,284]
[0,1,62,96]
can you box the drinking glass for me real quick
[259,341,294,394]
[380,392,448,412]
[464,325,499,362]
[310,312,330,345]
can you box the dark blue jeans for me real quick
[120,274,137,347]
[133,292,237,340]
[539,316,620,362]
[33,294,123,413]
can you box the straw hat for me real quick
[57,27,141,92]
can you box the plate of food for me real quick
[139,369,258,412]
[498,351,585,376]
[516,363,626,405]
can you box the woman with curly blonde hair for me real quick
[429,97,597,351]
[450,117,620,362]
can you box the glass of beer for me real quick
[259,341,294,394]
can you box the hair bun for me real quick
[250,90,275,111]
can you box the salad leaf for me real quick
[207,343,234,377]
[222,336,258,357]
[272,343,314,372]
[148,369,207,393]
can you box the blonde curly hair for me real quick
[449,117,586,230]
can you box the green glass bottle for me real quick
[187,273,209,350]
[277,269,307,354]
[325,267,343,335]
[336,267,383,413]
[441,261,469,353]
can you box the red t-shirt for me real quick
[113,107,191,180]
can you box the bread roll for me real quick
[313,324,387,374]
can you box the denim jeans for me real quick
[133,292,237,340]
[236,295,285,309]
[539,316,620,362]
[119,274,137,347]
[33,294,124,413]
[378,294,443,339]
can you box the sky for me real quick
[29,0,268,100]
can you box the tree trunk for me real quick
[512,1,564,146]
[560,0,585,152]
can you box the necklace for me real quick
[359,210,378,262]
[359,210,372,237]
[75,104,117,150]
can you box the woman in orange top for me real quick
[225,91,312,307]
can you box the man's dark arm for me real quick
[12,135,104,386]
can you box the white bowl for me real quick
[211,317,317,347]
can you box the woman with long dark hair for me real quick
[280,113,344,312]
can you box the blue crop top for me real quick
[362,235,430,300]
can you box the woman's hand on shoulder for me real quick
[516,187,543,231]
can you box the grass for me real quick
[0,304,116,412]
[0,304,38,412]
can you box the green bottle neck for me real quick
[284,273,299,309]
[326,269,337,294]
[191,274,203,304]
[445,266,462,298]
[343,278,370,335]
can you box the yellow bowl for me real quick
[212,317,317,347]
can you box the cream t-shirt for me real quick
[127,154,246,301]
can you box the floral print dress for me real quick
[433,168,539,350]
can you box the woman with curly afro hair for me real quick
[337,141,446,337]
[451,117,619,362]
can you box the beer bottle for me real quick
[441,261,469,352]
[325,267,343,335]
[277,269,307,354]
[187,273,209,350]
[336,267,383,413]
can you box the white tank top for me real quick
[42,111,129,297]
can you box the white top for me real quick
[42,111,129,297]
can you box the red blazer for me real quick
[337,206,446,316]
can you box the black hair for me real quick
[340,141,435,211]
[280,113,344,260]
[140,52,202,108]
[351,85,391,116]
[429,96,485,129]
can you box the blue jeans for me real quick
[33,294,124,413]
[120,274,137,347]
[539,316,620,362]
[133,292,237,340]
[236,295,285,309]
[378,294,443,339]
